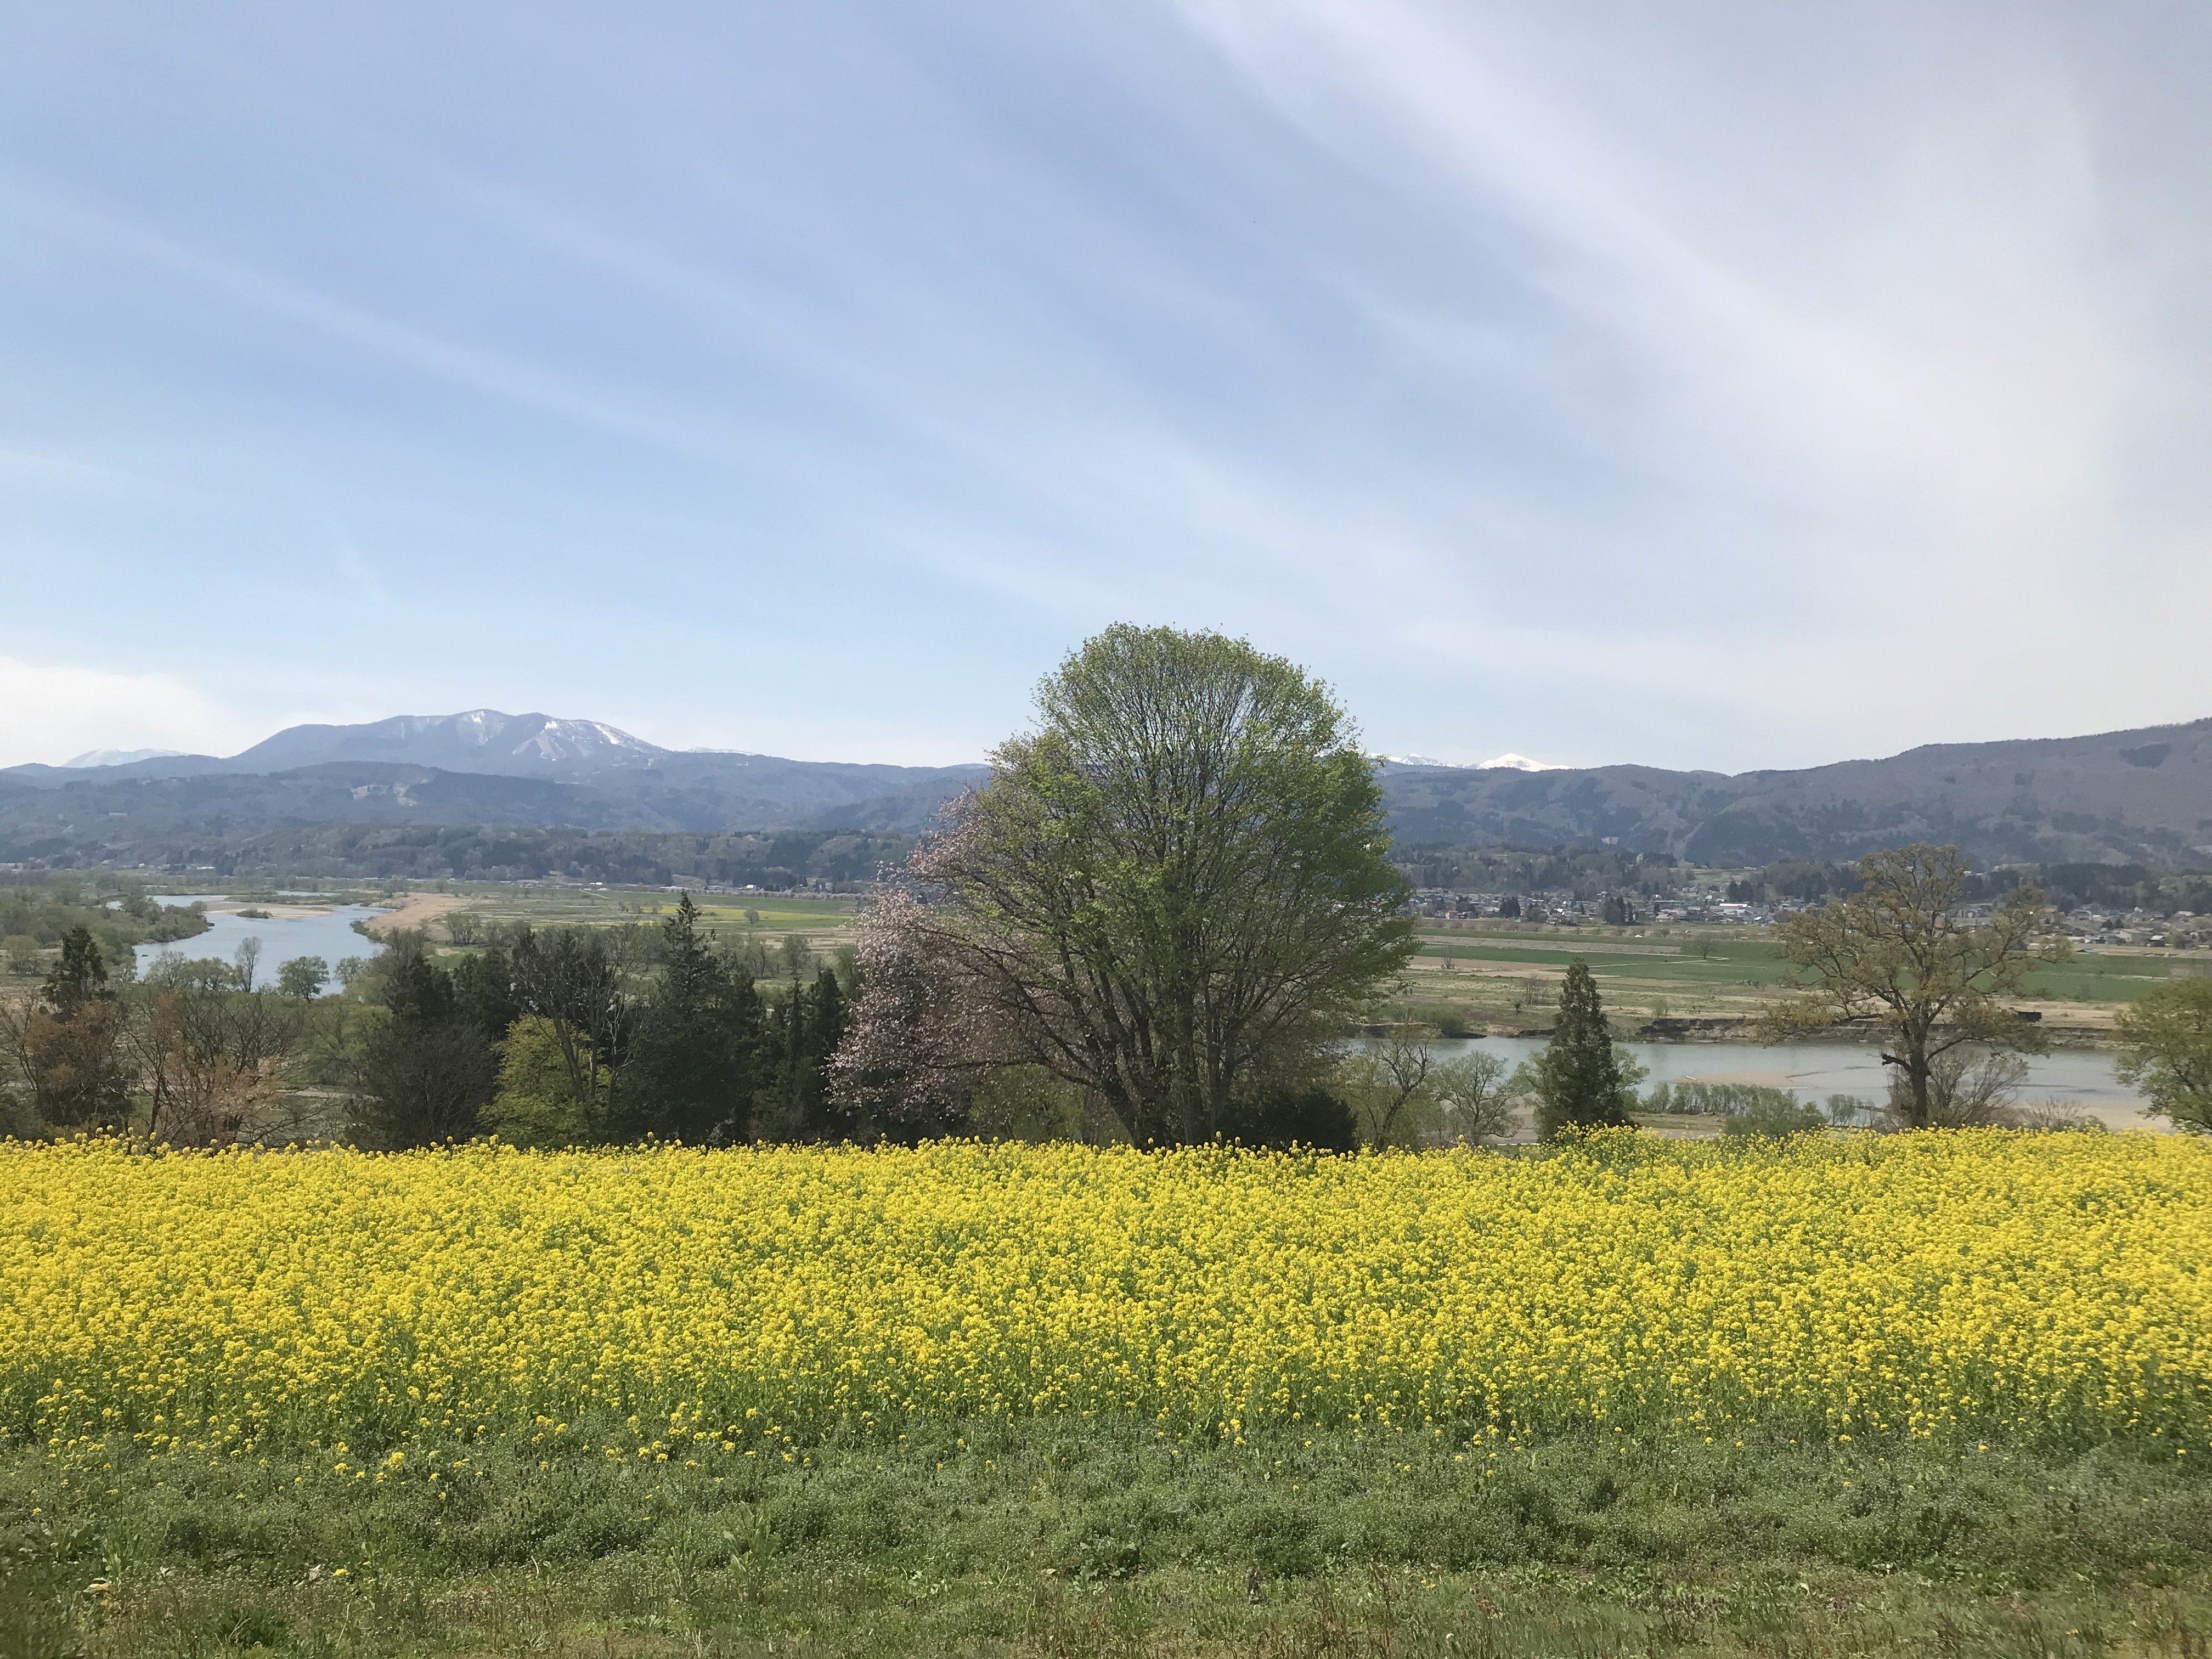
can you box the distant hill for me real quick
[59,747,184,769]
[2,711,989,859]
[1381,716,2212,866]
[5,709,2209,870]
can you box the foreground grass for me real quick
[7,1420,2212,1657]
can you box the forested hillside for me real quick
[8,713,2209,870]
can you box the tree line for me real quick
[10,628,2212,1150]
[348,896,856,1148]
[1,874,212,979]
[0,898,865,1149]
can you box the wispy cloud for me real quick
[0,656,255,766]
[1,3,2206,770]
[1170,1,2210,754]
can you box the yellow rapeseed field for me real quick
[3,1132,2209,1460]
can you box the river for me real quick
[136,896,391,995]
[1421,1035,2150,1128]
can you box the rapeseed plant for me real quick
[2,1131,2206,1457]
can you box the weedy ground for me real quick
[6,1418,2211,1657]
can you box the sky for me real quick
[3,2,2209,772]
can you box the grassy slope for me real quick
[7,1418,2211,1656]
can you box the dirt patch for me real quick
[360,893,468,937]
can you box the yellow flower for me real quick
[0,1133,2205,1450]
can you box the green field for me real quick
[1393,925,2180,1032]
[435,885,861,946]
[9,1419,2210,1657]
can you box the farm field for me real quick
[75,877,2172,1041]
[7,1133,2212,1652]
[1395,925,2182,1035]
[432,883,864,960]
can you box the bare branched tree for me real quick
[1759,845,2062,1129]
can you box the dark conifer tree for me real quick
[42,927,111,1014]
[18,927,131,1130]
[449,944,522,1042]
[351,932,498,1148]
[1531,960,1635,1138]
[806,966,845,1072]
[625,894,758,1143]
[751,966,856,1142]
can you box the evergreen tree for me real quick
[625,894,759,1143]
[10,928,131,1131]
[351,932,498,1148]
[753,967,853,1142]
[449,945,522,1040]
[1529,961,1639,1138]
[42,927,111,1014]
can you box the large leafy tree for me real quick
[2114,980,2212,1133]
[1759,845,2059,1128]
[506,926,637,1138]
[838,625,1414,1146]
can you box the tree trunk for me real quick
[1890,1016,1934,1128]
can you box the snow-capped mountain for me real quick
[1477,753,1565,772]
[227,710,669,778]
[59,747,185,768]
[1379,752,1566,772]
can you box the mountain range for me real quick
[5,709,2210,870]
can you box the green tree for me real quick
[624,893,760,1143]
[755,967,850,1141]
[1434,1049,1516,1144]
[841,625,1415,1147]
[275,956,329,1000]
[1338,1032,1438,1149]
[351,933,499,1148]
[507,927,634,1137]
[1337,1037,1516,1148]
[2114,980,2212,1133]
[483,1016,604,1147]
[1,927,133,1131]
[42,926,110,1013]
[1527,961,1640,1137]
[1759,845,2058,1128]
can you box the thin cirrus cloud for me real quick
[1175,3,2209,724]
[0,2,2207,771]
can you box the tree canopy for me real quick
[2114,980,2212,1133]
[836,625,1414,1146]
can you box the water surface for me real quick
[136,896,390,994]
[1421,1036,2149,1127]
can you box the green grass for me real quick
[2021,955,2177,1004]
[662,898,857,930]
[1410,929,2186,1022]
[441,887,859,940]
[7,1418,2211,1656]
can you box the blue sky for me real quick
[4,2,2209,771]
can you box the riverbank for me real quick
[1423,1033,2161,1134]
